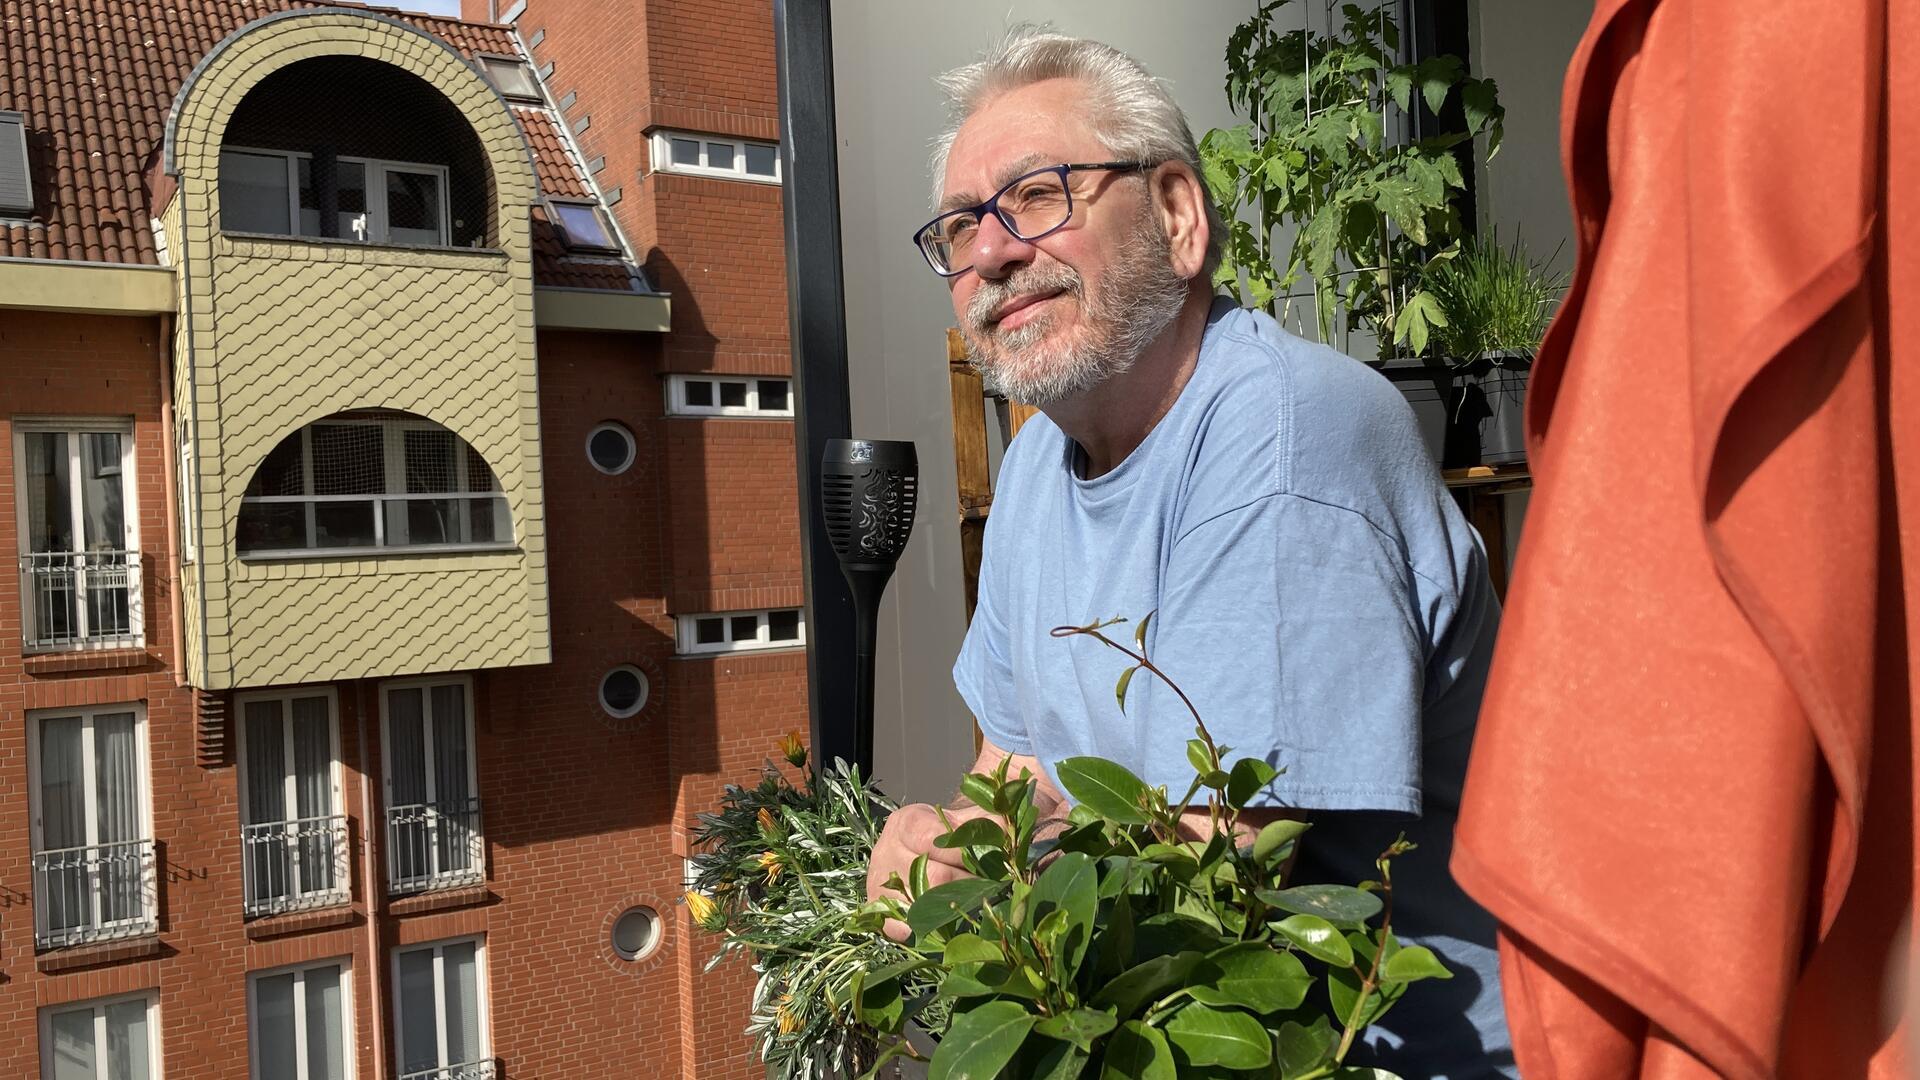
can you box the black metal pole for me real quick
[773,0,862,773]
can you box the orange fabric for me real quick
[1450,0,1918,1076]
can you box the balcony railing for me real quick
[386,797,484,896]
[19,550,142,651]
[242,814,351,917]
[32,838,159,950]
[400,1060,497,1080]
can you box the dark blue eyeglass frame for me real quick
[913,160,1154,277]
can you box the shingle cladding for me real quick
[170,9,551,689]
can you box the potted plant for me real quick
[1423,233,1564,467]
[1199,0,1504,463]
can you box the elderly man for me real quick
[867,30,1511,1078]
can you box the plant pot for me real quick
[1372,354,1456,466]
[1442,351,1530,468]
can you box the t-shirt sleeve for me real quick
[1144,493,1427,815]
[952,516,1033,755]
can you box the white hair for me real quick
[931,26,1226,280]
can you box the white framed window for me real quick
[650,130,779,183]
[475,55,541,102]
[249,958,354,1080]
[547,199,619,253]
[393,937,491,1080]
[598,666,650,719]
[27,703,156,950]
[238,413,511,558]
[584,423,636,475]
[13,419,143,652]
[666,375,793,418]
[237,689,348,917]
[609,906,661,962]
[380,678,483,896]
[176,419,197,564]
[676,608,805,655]
[220,146,451,246]
[40,991,158,1080]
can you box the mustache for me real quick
[966,263,1082,334]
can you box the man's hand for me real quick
[866,800,995,940]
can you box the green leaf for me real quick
[1385,66,1414,113]
[1134,610,1154,650]
[936,817,1009,851]
[943,932,1003,966]
[1416,55,1462,115]
[855,975,904,1030]
[927,1000,1039,1080]
[1188,942,1312,1014]
[1024,1037,1091,1080]
[1115,666,1138,714]
[908,878,1002,937]
[1255,884,1384,928]
[1303,203,1345,279]
[1031,852,1099,977]
[1226,758,1279,807]
[1095,891,1135,977]
[1098,1021,1176,1080]
[1056,758,1152,825]
[1461,77,1500,134]
[1274,914,1354,967]
[1381,944,1454,983]
[1091,951,1203,1017]
[857,1037,924,1080]
[1164,1004,1273,1070]
[1276,1017,1336,1078]
[959,773,999,812]
[1186,739,1212,776]
[1034,1008,1118,1052]
[1327,962,1408,1031]
[1253,818,1310,863]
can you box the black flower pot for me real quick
[1442,351,1530,468]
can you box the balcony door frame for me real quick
[11,416,142,651]
[24,701,154,942]
[235,686,347,912]
[378,675,481,892]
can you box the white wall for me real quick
[1469,0,1589,273]
[831,1,1257,802]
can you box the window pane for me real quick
[671,138,701,167]
[694,617,724,645]
[730,615,758,641]
[310,425,383,495]
[78,433,125,550]
[386,689,428,806]
[481,57,540,100]
[443,942,481,1065]
[405,428,459,494]
[718,382,748,408]
[466,496,508,544]
[706,141,734,170]
[256,973,298,1080]
[298,158,369,241]
[601,670,642,713]
[238,502,305,554]
[105,998,151,1080]
[24,431,74,552]
[304,965,347,1080]
[588,428,632,472]
[745,143,778,177]
[49,1007,96,1080]
[767,610,801,642]
[384,169,443,245]
[397,949,439,1074]
[244,699,288,825]
[757,380,790,412]
[552,202,615,250]
[312,500,376,548]
[221,151,292,234]
[684,380,714,408]
[245,434,307,498]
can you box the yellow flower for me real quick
[757,807,780,837]
[778,731,807,768]
[684,890,723,931]
[758,850,783,883]
[776,995,800,1034]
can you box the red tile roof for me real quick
[0,0,644,290]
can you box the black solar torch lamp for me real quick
[820,438,919,770]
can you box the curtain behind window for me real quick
[293,696,334,894]
[93,712,142,923]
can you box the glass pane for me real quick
[38,716,88,935]
[49,1007,96,1080]
[256,973,298,1080]
[310,425,384,496]
[78,433,125,550]
[392,497,459,546]
[297,158,370,240]
[601,670,642,713]
[589,428,631,472]
[730,615,758,641]
[706,141,734,170]
[466,496,507,545]
[93,712,142,924]
[24,431,74,552]
[221,150,292,234]
[684,380,713,408]
[311,500,376,549]
[244,700,288,824]
[238,502,305,554]
[338,161,369,240]
[553,202,614,250]
[384,168,444,245]
[387,690,428,806]
[671,138,701,167]
[292,698,336,895]
[745,143,778,177]
[105,998,151,1080]
[246,434,307,498]
[443,942,481,1066]
[757,380,790,412]
[397,949,440,1073]
[767,610,801,642]
[305,965,346,1080]
[694,617,724,645]
[404,428,459,494]
[718,382,748,408]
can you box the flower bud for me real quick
[778,731,808,768]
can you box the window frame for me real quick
[597,665,650,719]
[584,422,636,475]
[219,145,453,247]
[474,54,542,103]
[390,935,492,1080]
[247,957,356,1080]
[238,415,514,560]
[546,198,621,254]
[378,675,483,894]
[675,608,806,656]
[665,375,795,418]
[26,701,154,873]
[649,130,781,184]
[12,418,144,651]
[234,687,348,915]
[39,990,161,1080]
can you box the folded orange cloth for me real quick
[1451,1,1919,1076]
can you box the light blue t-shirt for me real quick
[954,299,1513,1078]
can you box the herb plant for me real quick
[1423,232,1565,362]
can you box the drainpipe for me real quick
[358,681,387,1077]
[155,313,186,685]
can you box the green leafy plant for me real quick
[1199,0,1503,358]
[1423,232,1565,362]
[848,614,1451,1080]
[688,735,943,1080]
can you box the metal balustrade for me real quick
[32,838,159,949]
[399,1060,497,1080]
[241,814,351,917]
[385,797,484,896]
[19,550,142,651]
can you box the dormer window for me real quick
[548,199,618,253]
[221,148,448,246]
[478,56,542,103]
[0,110,32,217]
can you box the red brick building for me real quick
[0,1,801,1077]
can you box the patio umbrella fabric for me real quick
[1449,0,1918,1077]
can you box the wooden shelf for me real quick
[1443,461,1532,490]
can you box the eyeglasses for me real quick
[913,161,1154,277]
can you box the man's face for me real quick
[939,78,1188,406]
